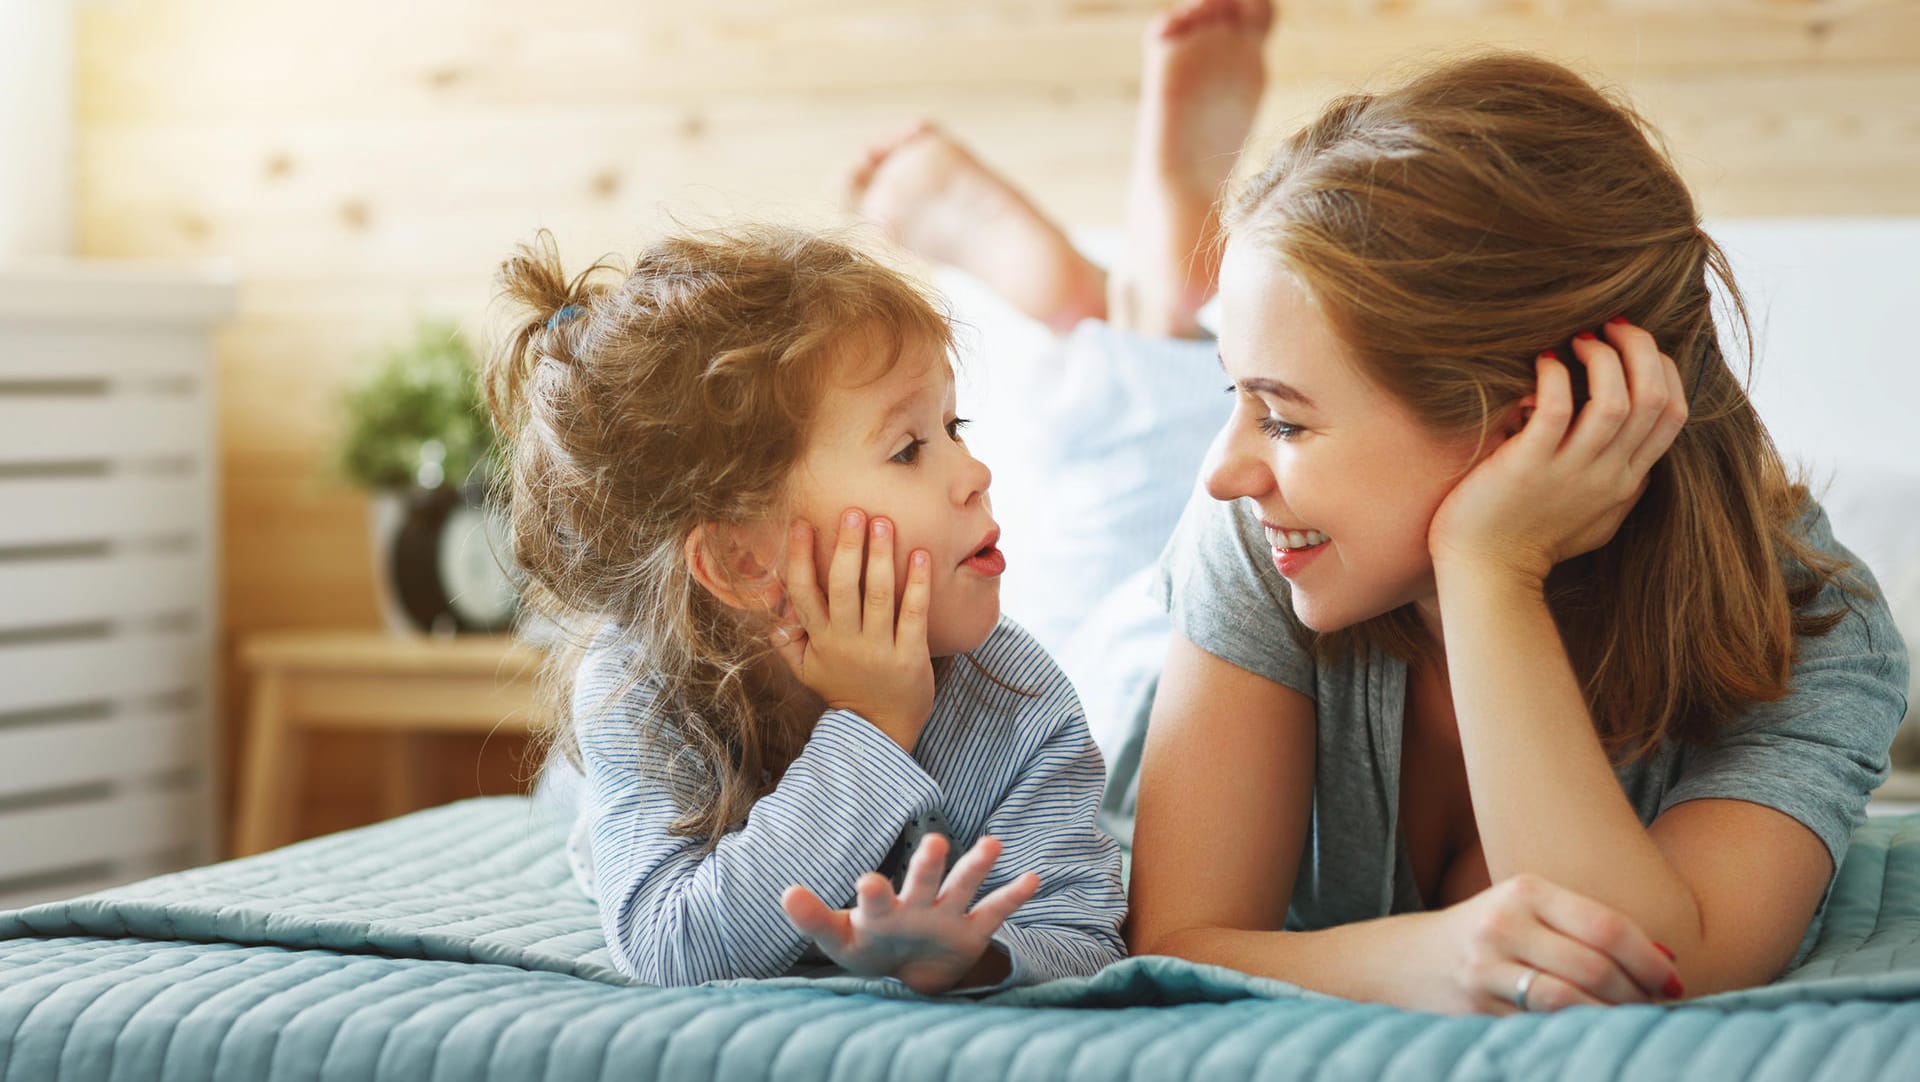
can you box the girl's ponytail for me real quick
[484,230,615,441]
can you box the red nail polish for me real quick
[1575,331,1598,342]
[1541,350,1560,361]
[1607,315,1630,325]
[1654,942,1675,961]
[1662,974,1685,999]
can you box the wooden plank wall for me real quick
[73,0,1920,847]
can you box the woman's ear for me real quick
[1500,395,1538,441]
[684,523,782,614]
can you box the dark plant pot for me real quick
[367,484,519,634]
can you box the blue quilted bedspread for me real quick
[3,797,1918,1081]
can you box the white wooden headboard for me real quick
[0,263,233,909]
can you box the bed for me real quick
[5,219,1917,1082]
[5,795,1920,1082]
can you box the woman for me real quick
[852,1,1909,1014]
[1124,57,1909,1013]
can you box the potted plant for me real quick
[336,320,518,634]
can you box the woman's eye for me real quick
[947,416,970,440]
[1257,416,1302,441]
[890,438,927,465]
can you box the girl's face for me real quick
[1208,238,1484,633]
[781,332,1002,658]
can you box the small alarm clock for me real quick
[388,483,520,634]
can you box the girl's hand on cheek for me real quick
[771,509,937,751]
[1427,320,1690,585]
[781,834,1039,995]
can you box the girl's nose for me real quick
[957,446,992,505]
[1202,418,1272,503]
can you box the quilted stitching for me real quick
[6,801,1920,1080]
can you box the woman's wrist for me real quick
[1432,553,1549,609]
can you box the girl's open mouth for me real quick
[961,529,1005,576]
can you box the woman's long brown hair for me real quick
[1229,52,1865,761]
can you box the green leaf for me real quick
[335,320,498,491]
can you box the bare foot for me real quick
[1114,0,1272,338]
[849,123,1107,333]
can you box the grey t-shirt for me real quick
[1150,485,1910,934]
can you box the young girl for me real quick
[486,226,1126,994]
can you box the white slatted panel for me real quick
[0,789,203,877]
[0,264,229,911]
[0,702,202,799]
[0,548,204,630]
[0,395,203,462]
[0,474,206,547]
[0,634,206,718]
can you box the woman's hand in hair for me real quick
[782,833,1039,995]
[1427,319,1690,586]
[772,509,937,751]
[1423,872,1685,1014]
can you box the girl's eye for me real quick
[890,438,927,465]
[947,417,970,440]
[1257,416,1302,441]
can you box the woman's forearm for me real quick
[1143,914,1450,1008]
[1433,560,1704,954]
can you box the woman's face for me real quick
[1207,237,1485,633]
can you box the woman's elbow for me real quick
[1124,912,1192,958]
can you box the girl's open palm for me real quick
[781,834,1040,995]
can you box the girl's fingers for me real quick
[1563,331,1634,459]
[770,624,809,677]
[827,508,868,635]
[967,871,1041,929]
[781,885,852,949]
[895,550,932,653]
[897,833,949,907]
[936,835,1004,910]
[863,518,897,644]
[1532,882,1680,1000]
[784,521,829,630]
[853,872,896,923]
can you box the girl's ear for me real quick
[684,522,782,613]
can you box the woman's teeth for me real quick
[1265,526,1329,551]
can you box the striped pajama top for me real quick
[561,614,1127,989]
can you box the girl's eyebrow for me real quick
[1217,352,1319,410]
[867,383,933,444]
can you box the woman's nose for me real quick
[1202,418,1272,503]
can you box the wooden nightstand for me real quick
[233,630,546,856]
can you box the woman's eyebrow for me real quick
[1217,352,1318,410]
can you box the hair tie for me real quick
[546,304,584,330]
